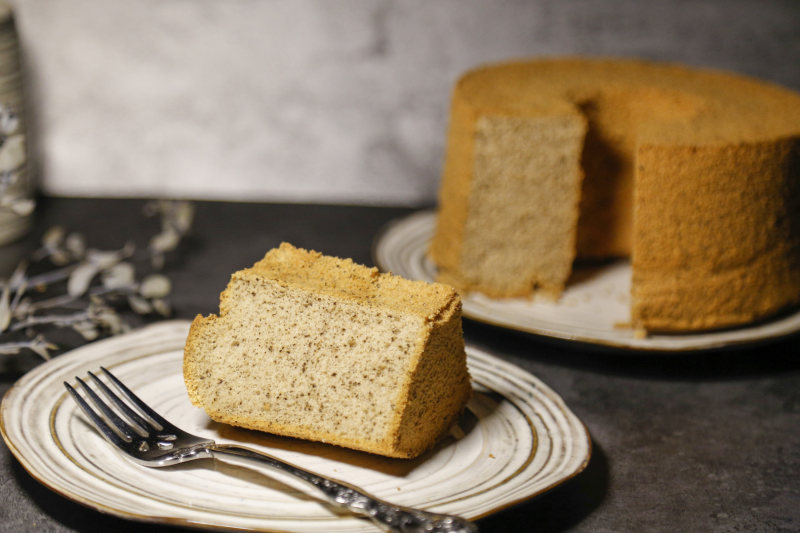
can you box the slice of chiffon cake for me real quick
[184,242,472,459]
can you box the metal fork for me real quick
[64,367,477,533]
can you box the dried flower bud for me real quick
[41,226,65,248]
[139,274,171,299]
[149,228,180,254]
[28,336,58,360]
[127,294,152,315]
[67,262,100,297]
[102,262,136,290]
[65,233,87,260]
[172,201,195,234]
[151,298,171,317]
[72,321,99,341]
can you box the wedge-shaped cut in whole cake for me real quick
[184,242,472,459]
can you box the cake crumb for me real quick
[450,425,466,439]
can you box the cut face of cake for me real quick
[429,57,800,332]
[184,242,472,459]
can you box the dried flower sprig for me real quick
[0,335,57,360]
[145,200,195,269]
[0,200,194,360]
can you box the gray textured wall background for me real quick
[9,0,800,205]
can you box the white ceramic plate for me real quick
[373,210,800,352]
[1,320,590,532]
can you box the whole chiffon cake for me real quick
[429,57,800,332]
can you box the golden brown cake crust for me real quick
[632,138,800,331]
[429,56,800,331]
[246,243,457,320]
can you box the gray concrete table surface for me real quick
[1,197,798,532]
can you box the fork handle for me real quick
[208,444,477,533]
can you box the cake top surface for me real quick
[242,242,457,321]
[455,57,800,144]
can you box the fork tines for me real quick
[65,367,168,446]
